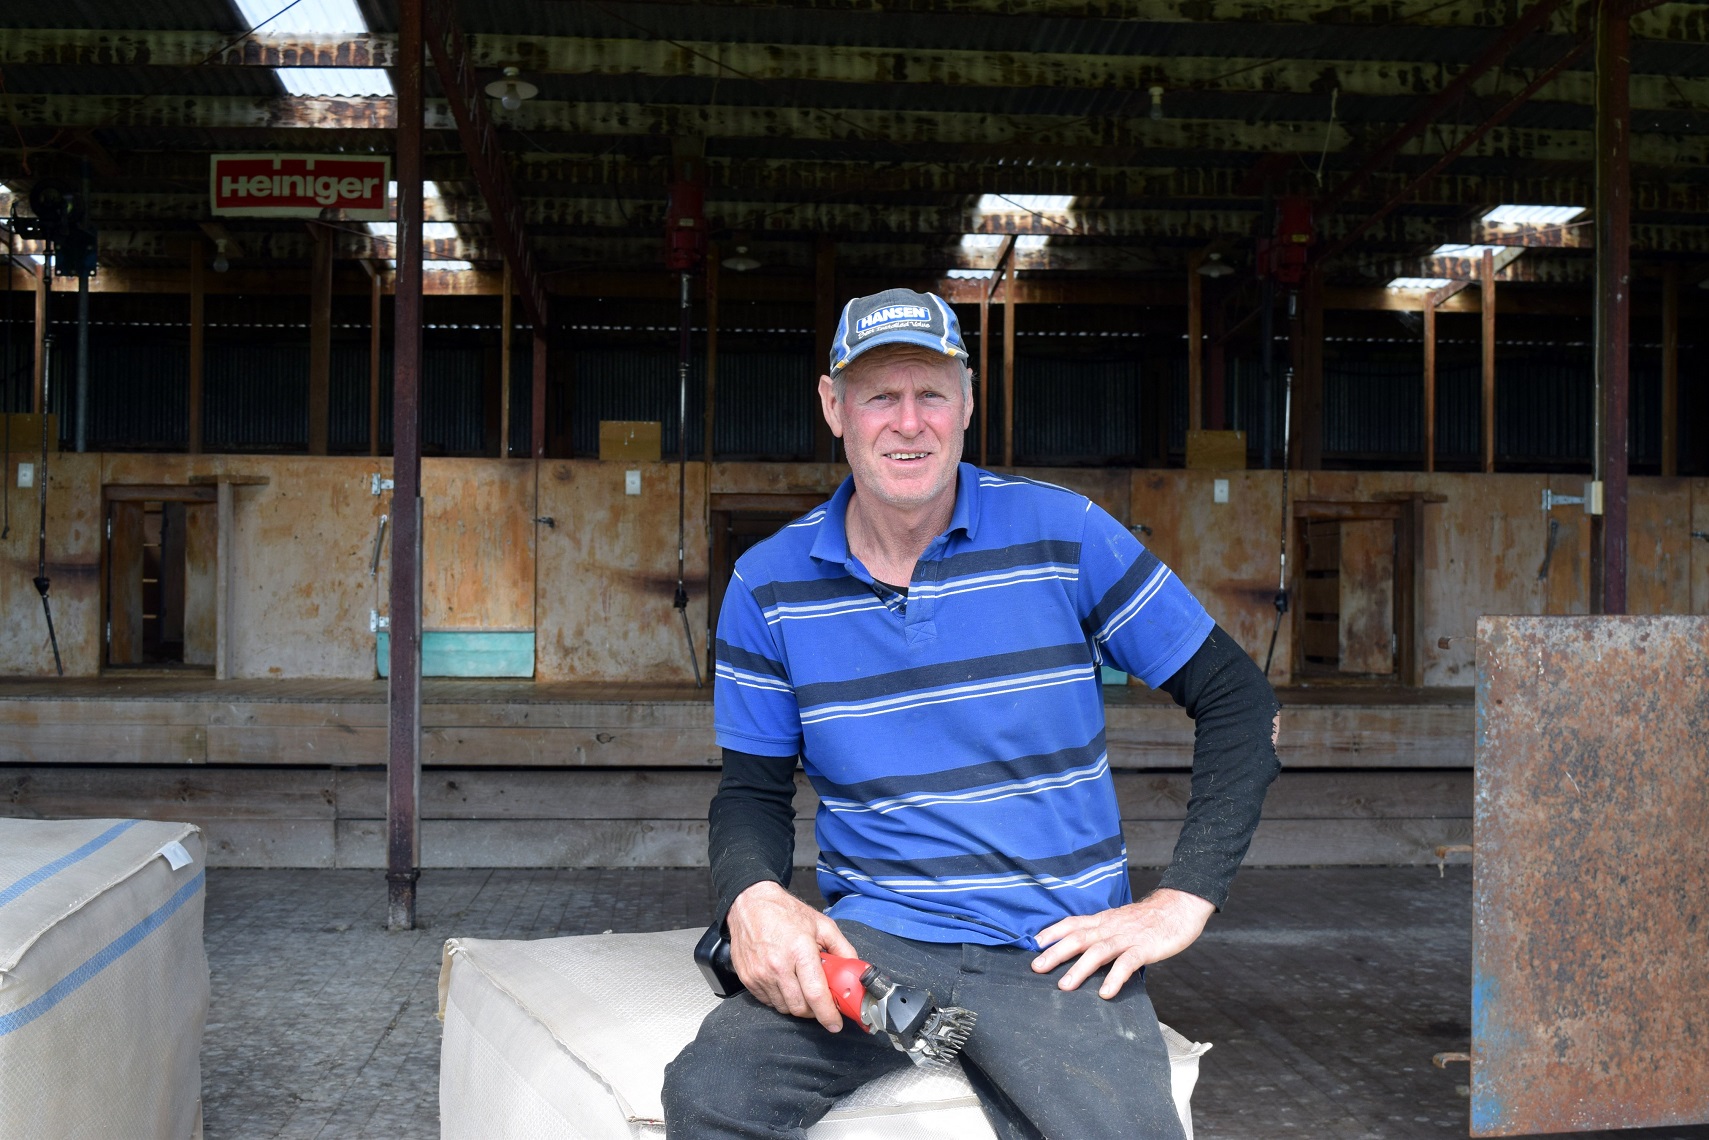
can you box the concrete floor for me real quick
[201,867,1709,1140]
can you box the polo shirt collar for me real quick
[809,463,983,568]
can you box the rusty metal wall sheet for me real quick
[1472,614,1709,1136]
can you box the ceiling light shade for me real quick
[722,245,762,272]
[1197,251,1234,278]
[212,238,230,274]
[484,66,537,111]
[1149,85,1164,121]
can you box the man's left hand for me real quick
[1030,888,1216,999]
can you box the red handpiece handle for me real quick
[819,953,871,1028]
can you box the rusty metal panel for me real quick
[1472,615,1709,1136]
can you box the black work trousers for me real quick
[661,920,1188,1139]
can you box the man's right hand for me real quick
[725,880,858,1032]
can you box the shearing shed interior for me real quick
[1,0,1707,1137]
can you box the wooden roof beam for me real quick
[7,30,1704,109]
[16,97,1706,166]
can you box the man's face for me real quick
[819,348,974,514]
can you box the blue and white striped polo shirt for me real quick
[714,464,1213,949]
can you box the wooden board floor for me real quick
[199,866,1709,1140]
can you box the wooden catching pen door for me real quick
[1292,499,1425,685]
[105,485,218,670]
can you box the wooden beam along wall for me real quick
[24,151,1709,213]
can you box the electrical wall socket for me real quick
[1213,478,1229,504]
[16,463,33,489]
[624,469,641,496]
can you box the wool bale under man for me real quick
[663,289,1281,1138]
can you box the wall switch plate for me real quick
[17,463,33,488]
[1213,478,1229,504]
[624,469,641,496]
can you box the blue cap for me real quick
[828,288,967,374]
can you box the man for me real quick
[664,288,1280,1138]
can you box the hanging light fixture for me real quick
[212,238,230,273]
[722,244,762,272]
[484,66,538,111]
[1197,251,1234,278]
[1148,86,1164,121]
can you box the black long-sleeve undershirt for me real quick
[707,622,1281,921]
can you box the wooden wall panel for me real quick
[183,501,218,665]
[1625,477,1692,615]
[1,459,1700,683]
[1694,481,1709,614]
[221,457,388,679]
[1339,518,1395,675]
[0,453,102,677]
[420,458,535,630]
[1304,472,1553,687]
[1541,475,1591,615]
[1131,470,1289,680]
[107,500,145,666]
[535,460,709,683]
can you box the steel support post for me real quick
[386,0,426,931]
[1591,0,1630,615]
[367,262,381,457]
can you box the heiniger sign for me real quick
[210,154,391,220]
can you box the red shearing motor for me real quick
[664,158,707,272]
[1256,195,1315,286]
[695,927,978,1064]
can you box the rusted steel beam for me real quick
[1591,0,1631,616]
[423,0,547,331]
[1472,615,1709,1136]
[1323,0,1569,213]
[1318,32,1594,267]
[387,0,426,933]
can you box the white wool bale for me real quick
[0,818,209,1140]
[438,928,1208,1139]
